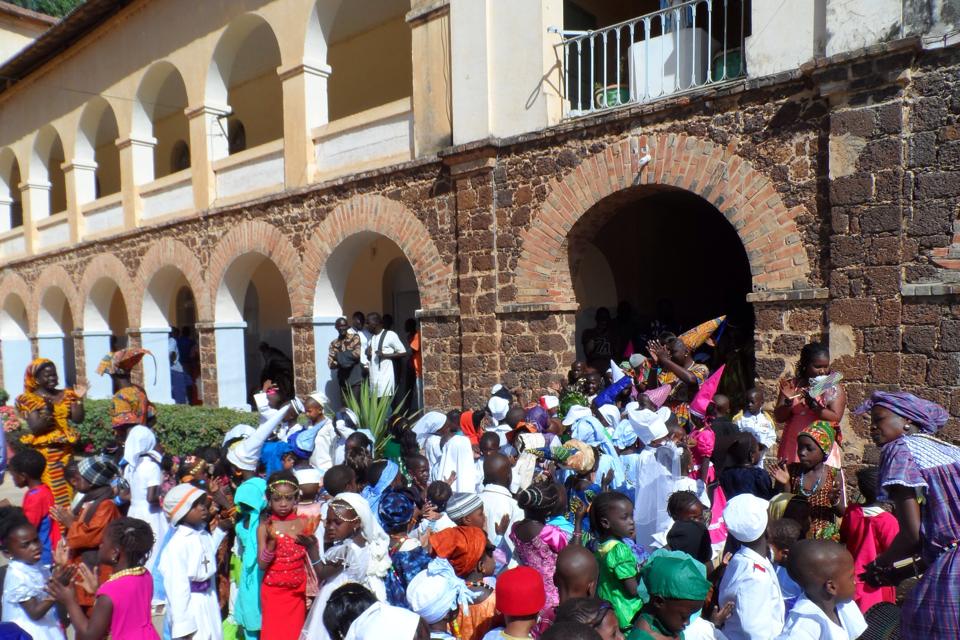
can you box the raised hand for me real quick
[445,471,457,486]
[52,563,77,586]
[767,460,790,486]
[76,563,99,594]
[601,469,615,491]
[73,384,88,400]
[712,601,735,626]
[495,514,511,537]
[51,505,75,529]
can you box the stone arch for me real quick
[207,220,303,319]
[32,265,80,331]
[134,238,210,325]
[0,274,34,336]
[302,194,453,315]
[0,275,34,396]
[513,133,813,305]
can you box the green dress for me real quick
[597,539,645,629]
[626,613,685,640]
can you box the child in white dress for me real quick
[122,426,168,595]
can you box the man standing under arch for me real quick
[366,312,406,399]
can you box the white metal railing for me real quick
[551,0,747,118]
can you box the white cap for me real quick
[540,395,560,411]
[222,424,254,447]
[627,407,670,445]
[562,404,592,426]
[488,396,510,422]
[308,391,328,407]
[294,467,324,485]
[723,493,770,543]
[226,404,290,471]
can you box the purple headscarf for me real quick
[525,405,550,433]
[854,390,949,434]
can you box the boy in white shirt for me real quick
[776,540,867,640]
[734,388,777,467]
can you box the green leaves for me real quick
[341,382,404,457]
[9,0,85,18]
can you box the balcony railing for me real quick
[214,140,285,203]
[82,192,124,236]
[552,0,747,118]
[313,98,415,181]
[35,211,70,250]
[141,169,194,222]
[0,227,25,259]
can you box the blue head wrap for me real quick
[378,489,417,533]
[362,460,399,521]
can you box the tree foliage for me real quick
[8,0,85,18]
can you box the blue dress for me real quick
[879,434,960,639]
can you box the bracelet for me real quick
[259,549,276,563]
[311,557,323,566]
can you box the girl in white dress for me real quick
[122,426,168,587]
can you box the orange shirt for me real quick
[410,331,422,378]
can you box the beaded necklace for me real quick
[105,566,147,583]
[798,466,825,497]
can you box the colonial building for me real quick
[0,0,959,450]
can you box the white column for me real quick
[116,135,157,186]
[214,322,249,410]
[1,337,32,398]
[82,331,114,399]
[139,327,173,404]
[20,181,51,219]
[36,332,67,382]
[0,196,12,232]
[65,160,98,206]
[312,316,341,409]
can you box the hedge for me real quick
[7,398,258,457]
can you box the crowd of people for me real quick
[0,316,958,640]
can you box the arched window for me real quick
[170,140,191,173]
[228,120,247,155]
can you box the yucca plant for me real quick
[342,381,400,457]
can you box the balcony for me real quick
[82,192,124,237]
[554,0,747,119]
[140,169,194,222]
[213,140,285,204]
[0,227,25,259]
[313,98,415,181]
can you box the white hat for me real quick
[163,483,204,526]
[226,404,290,471]
[308,391,328,407]
[624,401,640,413]
[344,602,421,640]
[222,424,254,447]
[723,493,770,543]
[629,354,647,369]
[609,359,626,383]
[488,396,510,422]
[294,467,324,485]
[540,395,560,411]
[562,404,592,426]
[627,407,670,445]
[491,383,505,396]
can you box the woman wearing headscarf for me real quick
[438,432,477,494]
[96,348,155,442]
[431,526,499,640]
[856,391,960,640]
[232,477,267,639]
[380,489,431,608]
[406,557,477,639]
[122,425,167,584]
[15,358,85,507]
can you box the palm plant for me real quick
[342,381,401,457]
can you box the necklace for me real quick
[798,467,824,497]
[465,580,493,591]
[105,566,147,583]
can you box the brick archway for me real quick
[513,133,813,305]
[301,193,454,314]
[31,265,81,332]
[207,220,303,318]
[134,238,212,324]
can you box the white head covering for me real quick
[308,391,328,407]
[612,418,639,449]
[723,494,770,543]
[344,601,421,640]
[222,424,255,447]
[163,483,204,526]
[122,425,156,471]
[562,404,592,426]
[227,404,290,471]
[490,383,505,396]
[334,492,392,581]
[406,558,476,624]
[597,404,621,429]
[629,354,647,369]
[540,395,560,411]
[294,468,324,485]
[609,359,626,383]
[488,396,509,422]
[412,411,447,447]
[628,407,670,445]
[624,401,640,413]
[438,434,476,494]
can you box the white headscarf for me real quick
[438,434,476,493]
[334,492,392,582]
[344,602,421,640]
[227,404,290,471]
[487,396,509,422]
[406,558,476,624]
[123,425,156,471]
[597,404,621,430]
[412,411,447,447]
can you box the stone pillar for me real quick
[195,323,218,407]
[81,331,113,399]
[137,327,174,405]
[71,329,86,391]
[279,61,331,187]
[417,310,463,409]
[19,180,50,254]
[1,336,32,398]
[289,316,319,399]
[117,136,157,230]
[301,316,338,405]
[212,322,248,410]
[407,0,453,155]
[62,160,97,242]
[185,104,230,211]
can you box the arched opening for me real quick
[37,288,76,387]
[31,126,67,217]
[0,149,23,231]
[83,278,129,398]
[570,187,754,405]
[135,62,190,180]
[77,98,121,201]
[313,232,422,407]
[208,14,283,159]
[0,293,31,398]
[142,266,200,405]
[215,253,293,409]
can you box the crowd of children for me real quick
[1,330,959,640]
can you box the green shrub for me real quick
[0,388,8,406]
[9,399,258,457]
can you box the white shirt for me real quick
[737,411,777,449]
[309,418,350,473]
[425,435,443,483]
[775,596,867,640]
[253,392,301,441]
[349,327,372,367]
[1,560,63,640]
[487,423,512,447]
[367,329,406,396]
[685,616,729,640]
[718,546,785,640]
[480,484,524,548]
[159,525,227,640]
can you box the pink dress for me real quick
[510,523,568,611]
[840,505,899,613]
[96,570,159,640]
[778,400,842,467]
[688,427,715,481]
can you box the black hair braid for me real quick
[516,480,562,519]
[666,490,701,519]
[105,517,155,567]
[0,506,29,546]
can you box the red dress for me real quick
[261,514,308,640]
[839,504,899,613]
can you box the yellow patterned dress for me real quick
[15,359,79,508]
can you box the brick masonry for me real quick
[0,40,958,449]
